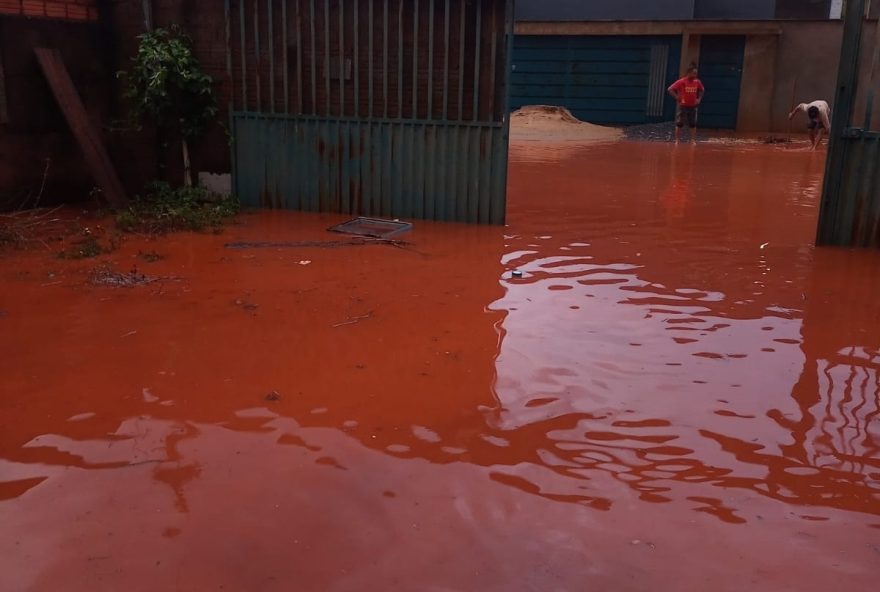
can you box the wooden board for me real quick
[34,48,126,206]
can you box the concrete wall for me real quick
[737,35,779,131]
[515,0,696,21]
[695,0,775,20]
[769,21,843,132]
[775,0,833,19]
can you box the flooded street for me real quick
[2,140,879,591]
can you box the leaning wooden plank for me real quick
[34,48,126,206]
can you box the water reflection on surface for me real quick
[1,141,879,591]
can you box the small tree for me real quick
[119,26,219,187]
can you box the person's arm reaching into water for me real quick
[820,107,831,132]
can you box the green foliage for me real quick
[58,236,105,260]
[119,26,219,140]
[58,230,122,260]
[116,182,239,234]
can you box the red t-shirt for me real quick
[669,77,705,107]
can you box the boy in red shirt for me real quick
[668,65,706,142]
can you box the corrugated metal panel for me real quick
[510,35,682,125]
[226,0,512,224]
[697,35,745,130]
[646,44,669,117]
[232,115,506,223]
[818,0,880,248]
[820,132,880,247]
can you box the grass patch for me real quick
[57,230,122,260]
[137,249,165,262]
[116,182,239,234]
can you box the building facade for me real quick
[512,0,854,131]
[515,0,843,21]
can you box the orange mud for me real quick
[2,140,880,591]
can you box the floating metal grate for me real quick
[329,216,413,239]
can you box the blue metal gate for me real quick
[697,35,745,130]
[225,0,513,224]
[510,35,683,125]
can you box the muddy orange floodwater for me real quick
[2,139,879,591]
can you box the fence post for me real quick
[817,0,867,245]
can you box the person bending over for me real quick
[789,100,831,150]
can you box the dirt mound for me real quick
[510,105,622,143]
[512,105,584,124]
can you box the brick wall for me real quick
[109,0,232,187]
[0,14,111,209]
[0,0,246,207]
[0,0,98,21]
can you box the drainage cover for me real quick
[328,217,413,239]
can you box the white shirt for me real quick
[795,100,831,129]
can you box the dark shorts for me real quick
[807,106,824,130]
[677,106,698,128]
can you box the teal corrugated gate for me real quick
[225,0,513,224]
[510,35,683,125]
[697,35,745,130]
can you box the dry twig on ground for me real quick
[332,311,374,328]
[0,205,69,249]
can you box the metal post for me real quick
[383,0,389,117]
[240,0,248,111]
[862,17,880,130]
[472,1,482,121]
[310,0,317,113]
[224,0,236,204]
[354,0,360,117]
[457,0,465,120]
[397,0,403,118]
[412,0,419,118]
[427,0,435,119]
[142,0,153,30]
[442,0,450,119]
[254,0,262,111]
[268,0,275,113]
[368,0,374,117]
[817,0,867,245]
[339,0,345,116]
[283,0,289,114]
[295,0,303,113]
[323,0,330,116]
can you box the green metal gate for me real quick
[818,0,880,247]
[225,0,513,224]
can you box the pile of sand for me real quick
[510,105,623,143]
